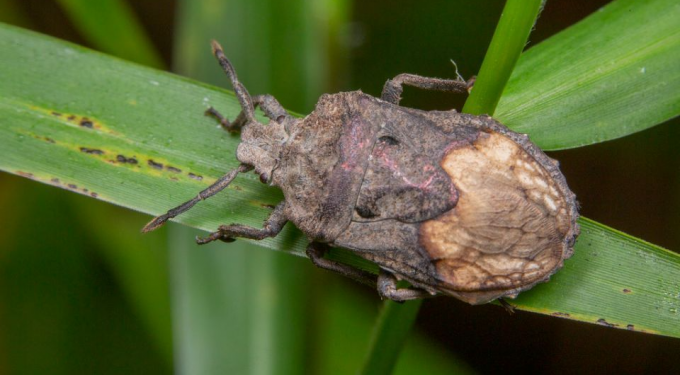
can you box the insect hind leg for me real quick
[377,270,435,302]
[306,242,378,287]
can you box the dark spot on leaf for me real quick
[45,137,55,143]
[167,166,182,173]
[148,159,163,169]
[622,288,632,294]
[551,312,570,318]
[90,192,98,198]
[68,184,78,189]
[67,115,76,121]
[16,171,34,178]
[79,118,94,128]
[188,173,203,181]
[51,111,62,116]
[80,147,104,155]
[51,178,60,184]
[233,185,243,191]
[596,318,618,328]
[627,324,635,331]
[117,155,138,164]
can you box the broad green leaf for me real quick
[496,0,680,150]
[0,13,679,341]
[515,218,680,335]
[51,0,173,365]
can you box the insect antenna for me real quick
[211,40,256,124]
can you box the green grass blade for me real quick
[170,0,333,372]
[362,1,545,372]
[360,299,424,375]
[314,280,475,375]
[1,22,679,337]
[513,218,680,336]
[462,0,543,115]
[51,1,174,365]
[71,198,173,365]
[496,0,680,150]
[55,0,164,68]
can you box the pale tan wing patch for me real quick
[420,132,572,294]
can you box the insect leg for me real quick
[251,94,288,122]
[306,242,378,287]
[204,106,244,133]
[196,202,288,244]
[377,270,435,302]
[205,94,289,133]
[142,164,253,232]
[381,73,475,105]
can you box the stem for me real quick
[463,0,543,115]
[360,299,424,375]
[360,2,545,373]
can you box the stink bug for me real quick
[143,41,579,305]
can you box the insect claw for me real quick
[210,39,224,55]
[141,214,168,233]
[195,234,212,244]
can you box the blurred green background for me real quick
[1,0,679,374]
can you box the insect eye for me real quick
[378,135,399,146]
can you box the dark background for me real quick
[1,0,678,374]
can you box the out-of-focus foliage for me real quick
[0,0,679,373]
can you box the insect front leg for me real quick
[381,73,475,105]
[196,202,288,244]
[142,164,253,232]
[205,94,289,133]
[377,270,435,302]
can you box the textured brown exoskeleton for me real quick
[143,41,579,305]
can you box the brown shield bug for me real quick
[143,41,579,305]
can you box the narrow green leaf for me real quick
[496,0,680,150]
[512,218,680,336]
[71,199,173,366]
[170,0,334,373]
[462,0,543,115]
[363,2,546,372]
[314,279,475,375]
[53,1,174,365]
[0,19,679,338]
[360,299,424,375]
[55,0,164,69]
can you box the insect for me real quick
[143,41,579,305]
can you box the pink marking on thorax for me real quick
[374,144,438,191]
[338,117,372,171]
